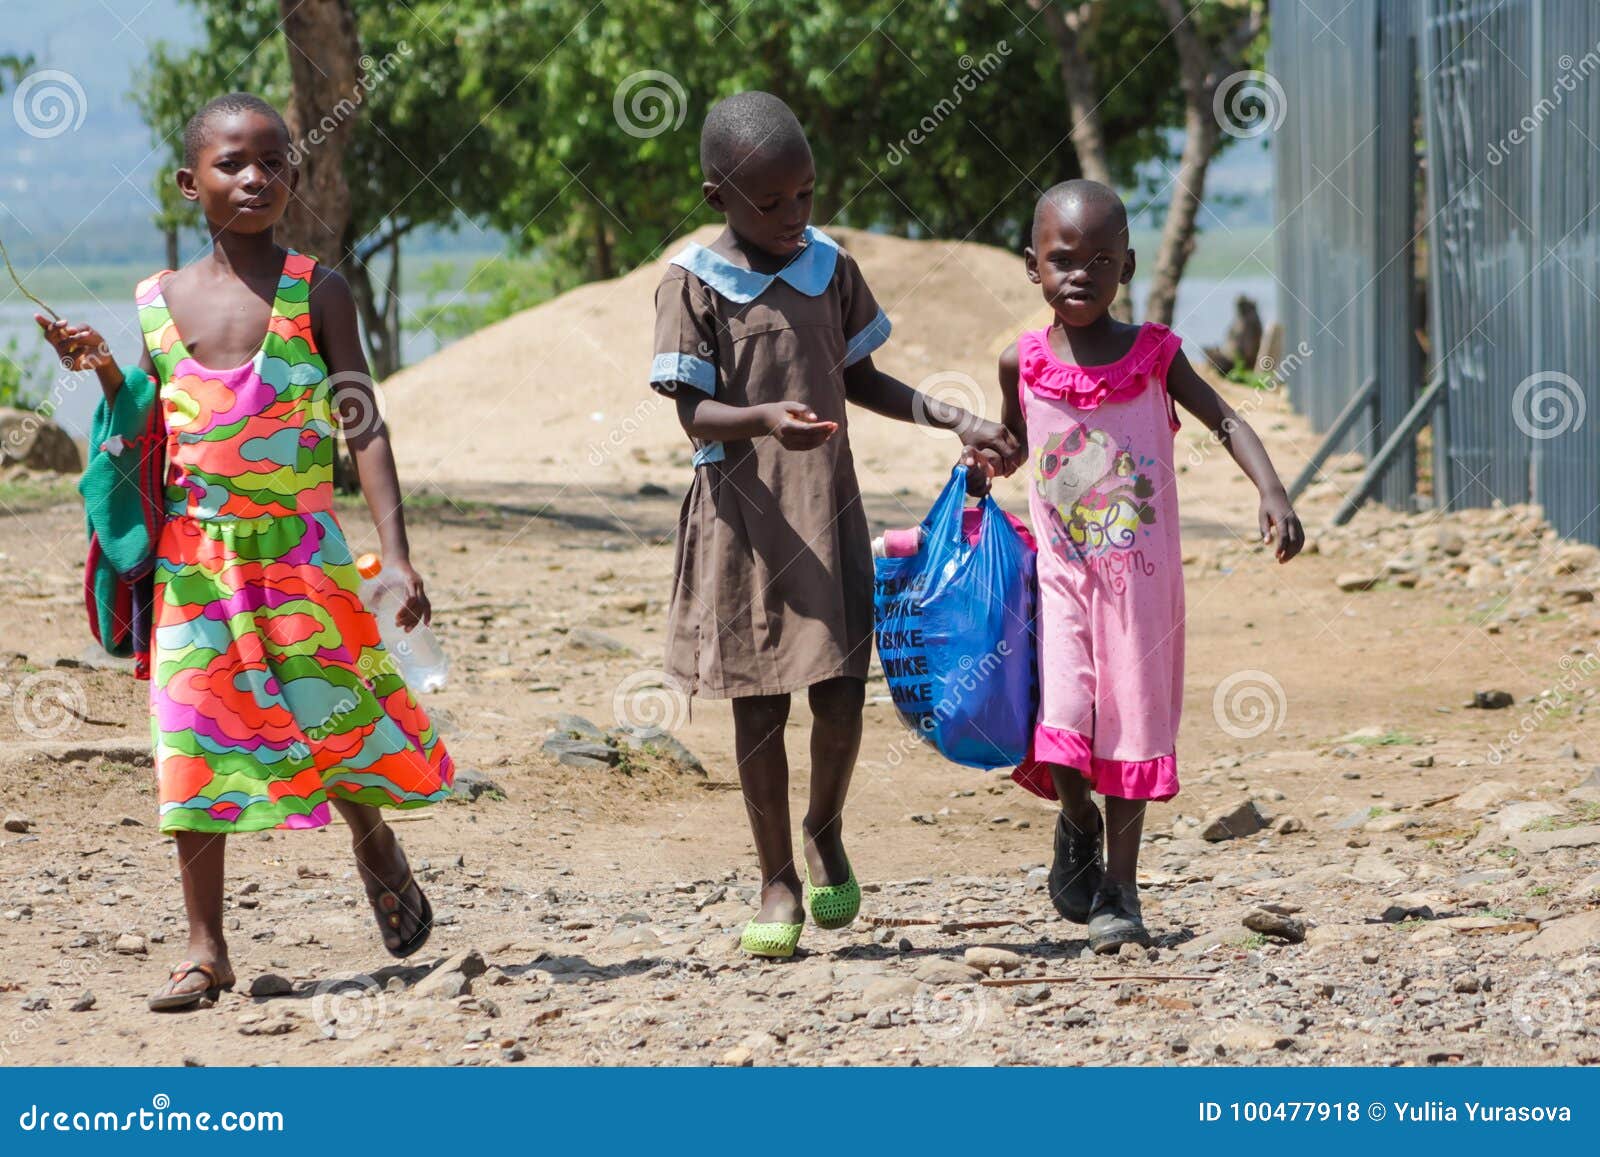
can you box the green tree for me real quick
[133,1,1210,361]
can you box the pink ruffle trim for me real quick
[1019,323,1182,412]
[1012,725,1179,802]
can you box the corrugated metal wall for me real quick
[1525,1,1600,542]
[1271,0,1418,507]
[1279,0,1600,542]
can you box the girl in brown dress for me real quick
[650,92,1020,957]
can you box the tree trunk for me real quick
[348,250,400,380]
[164,225,179,272]
[1029,0,1132,320]
[1144,106,1217,327]
[1145,0,1265,327]
[591,203,614,281]
[1029,0,1114,187]
[276,0,363,263]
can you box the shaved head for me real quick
[699,90,810,183]
[183,92,289,169]
[1032,179,1128,247]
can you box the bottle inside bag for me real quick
[356,553,448,692]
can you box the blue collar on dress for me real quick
[668,227,840,304]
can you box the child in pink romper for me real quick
[995,181,1304,953]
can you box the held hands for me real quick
[761,400,838,451]
[1259,490,1305,563]
[958,417,1023,474]
[36,315,114,372]
[387,559,433,631]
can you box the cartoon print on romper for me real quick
[1035,424,1156,557]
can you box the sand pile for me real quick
[382,226,1048,494]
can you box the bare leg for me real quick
[801,676,864,885]
[1103,796,1146,885]
[149,831,232,1003]
[336,799,427,951]
[731,692,802,924]
[1048,764,1100,828]
[177,831,229,966]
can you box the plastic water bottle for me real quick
[356,553,448,692]
[872,526,926,558]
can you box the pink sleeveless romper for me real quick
[1011,323,1185,802]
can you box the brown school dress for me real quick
[649,227,893,699]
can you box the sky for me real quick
[0,0,195,264]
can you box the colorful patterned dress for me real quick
[137,250,453,833]
[1011,323,1185,803]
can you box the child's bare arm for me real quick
[310,265,430,627]
[1166,350,1304,563]
[842,355,1021,470]
[666,390,836,451]
[35,314,149,404]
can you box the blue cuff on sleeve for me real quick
[691,442,726,468]
[843,309,892,367]
[650,352,716,395]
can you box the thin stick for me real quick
[979,973,1219,988]
[0,234,59,321]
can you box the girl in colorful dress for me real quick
[995,180,1303,953]
[650,91,1019,957]
[38,93,453,1009]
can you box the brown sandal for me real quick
[364,871,433,959]
[148,960,235,1012]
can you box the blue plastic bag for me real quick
[873,466,1038,769]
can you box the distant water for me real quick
[0,294,450,438]
[4,275,1278,439]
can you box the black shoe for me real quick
[1047,806,1104,923]
[1088,881,1149,954]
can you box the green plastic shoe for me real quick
[740,919,803,959]
[804,862,862,930]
